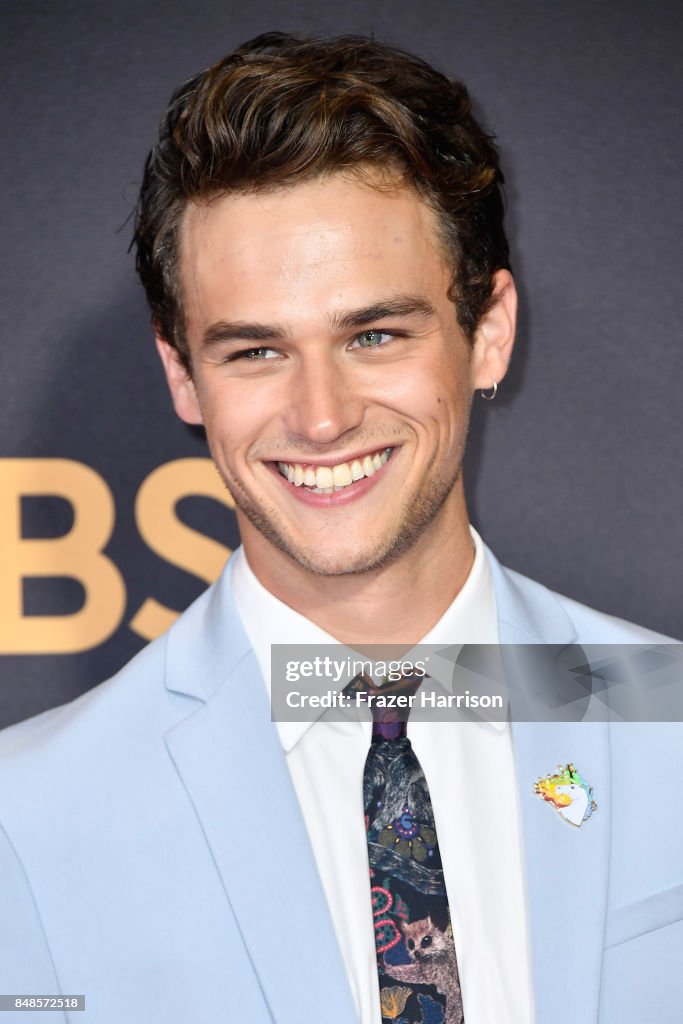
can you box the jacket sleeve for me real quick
[0,822,67,1022]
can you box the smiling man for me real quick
[0,31,681,1024]
[157,174,514,641]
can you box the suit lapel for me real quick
[489,549,611,1024]
[163,563,356,1024]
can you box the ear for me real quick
[155,334,203,426]
[471,269,517,391]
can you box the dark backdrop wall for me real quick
[1,0,681,727]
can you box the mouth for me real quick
[276,447,394,495]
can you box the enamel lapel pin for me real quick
[534,763,597,827]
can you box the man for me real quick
[0,32,680,1024]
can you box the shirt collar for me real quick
[230,526,503,751]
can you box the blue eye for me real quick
[354,330,390,348]
[242,347,277,360]
[227,346,279,361]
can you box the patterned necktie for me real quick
[353,672,465,1024]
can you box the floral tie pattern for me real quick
[356,673,464,1024]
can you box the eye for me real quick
[232,347,278,361]
[407,939,415,950]
[351,329,392,349]
[421,936,432,948]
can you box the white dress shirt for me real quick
[231,528,534,1024]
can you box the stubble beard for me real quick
[216,450,465,578]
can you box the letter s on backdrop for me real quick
[129,458,233,641]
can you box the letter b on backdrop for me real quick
[0,459,126,653]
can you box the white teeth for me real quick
[332,463,353,487]
[316,466,334,489]
[277,447,393,491]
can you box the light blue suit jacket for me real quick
[0,548,681,1023]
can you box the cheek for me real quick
[197,384,270,458]
[416,385,473,445]
[378,370,466,423]
[390,349,472,420]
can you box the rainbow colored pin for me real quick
[534,763,597,827]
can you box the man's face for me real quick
[160,171,512,577]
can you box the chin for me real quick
[258,521,407,577]
[282,540,393,577]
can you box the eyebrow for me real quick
[200,295,437,349]
[331,296,437,331]
[201,321,287,347]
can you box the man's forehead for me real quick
[179,172,444,263]
[177,172,451,322]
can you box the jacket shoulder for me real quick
[0,561,234,764]
[497,561,678,644]
[0,632,169,763]
[0,631,193,844]
[553,589,677,644]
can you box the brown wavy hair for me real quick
[133,32,510,368]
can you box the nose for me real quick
[282,351,365,446]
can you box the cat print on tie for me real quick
[384,915,464,1022]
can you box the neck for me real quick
[239,490,475,645]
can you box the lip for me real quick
[266,444,395,469]
[266,447,397,507]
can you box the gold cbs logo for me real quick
[0,458,234,654]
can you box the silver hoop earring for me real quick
[481,380,497,401]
